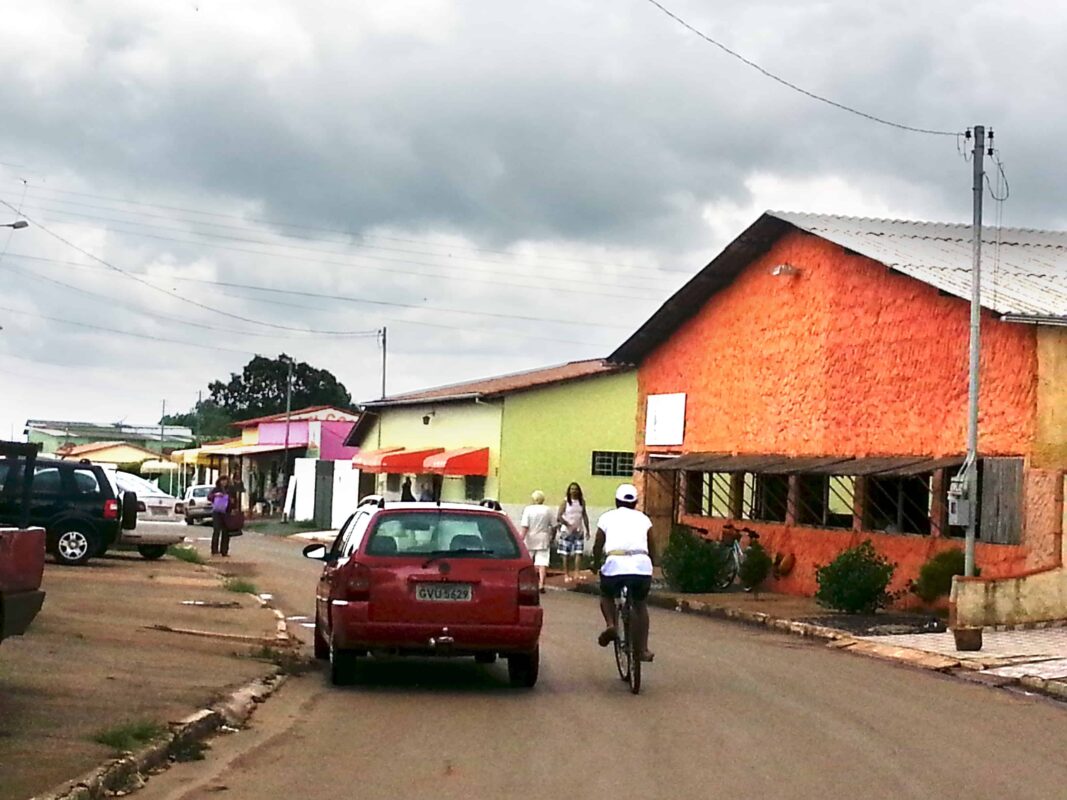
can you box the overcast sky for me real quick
[1,0,1064,440]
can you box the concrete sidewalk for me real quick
[555,571,1067,702]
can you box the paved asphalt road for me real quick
[138,529,1067,800]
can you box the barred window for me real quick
[740,473,788,523]
[464,475,487,502]
[685,471,733,518]
[796,475,854,529]
[864,475,931,535]
[591,451,635,478]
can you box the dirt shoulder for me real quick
[0,551,280,800]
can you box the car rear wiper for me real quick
[421,548,494,567]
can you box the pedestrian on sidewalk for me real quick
[209,476,231,557]
[401,476,416,502]
[556,482,590,583]
[520,490,556,593]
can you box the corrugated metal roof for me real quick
[362,359,626,407]
[611,211,1067,365]
[771,212,1067,319]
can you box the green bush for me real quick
[815,540,896,614]
[739,541,773,592]
[912,549,978,604]
[661,525,733,593]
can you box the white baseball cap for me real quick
[615,483,638,503]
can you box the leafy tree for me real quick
[207,354,352,421]
[162,400,235,441]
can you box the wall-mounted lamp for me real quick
[770,263,799,277]
[422,410,436,425]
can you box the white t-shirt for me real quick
[520,504,556,551]
[597,507,653,577]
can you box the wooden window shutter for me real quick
[979,458,1024,545]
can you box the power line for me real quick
[0,304,262,355]
[0,200,401,336]
[4,260,379,341]
[20,182,694,274]
[5,199,660,300]
[4,251,637,329]
[17,191,673,288]
[641,0,960,137]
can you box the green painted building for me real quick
[350,360,638,522]
[24,419,196,455]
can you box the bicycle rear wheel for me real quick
[627,600,641,694]
[614,603,630,682]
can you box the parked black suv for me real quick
[0,457,138,566]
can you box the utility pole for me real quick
[963,125,988,578]
[160,399,166,445]
[380,326,388,399]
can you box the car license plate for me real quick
[415,583,472,602]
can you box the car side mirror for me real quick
[302,543,329,561]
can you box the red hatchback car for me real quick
[304,502,543,687]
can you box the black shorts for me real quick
[599,574,652,602]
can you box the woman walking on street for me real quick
[520,490,555,593]
[556,482,590,583]
[209,476,231,557]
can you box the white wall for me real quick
[331,462,361,529]
[293,458,317,522]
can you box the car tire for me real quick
[474,652,497,665]
[138,544,168,560]
[314,620,329,660]
[184,517,195,526]
[329,640,358,686]
[507,647,539,688]
[53,527,99,566]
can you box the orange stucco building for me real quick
[612,212,1067,607]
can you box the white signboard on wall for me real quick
[645,393,686,446]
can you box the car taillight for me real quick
[103,499,119,520]
[518,566,540,606]
[344,563,371,602]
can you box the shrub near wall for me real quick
[661,525,732,593]
[815,540,897,614]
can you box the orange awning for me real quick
[353,447,444,473]
[423,447,490,476]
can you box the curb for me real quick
[30,564,297,800]
[567,581,850,642]
[563,583,1067,701]
[31,672,288,800]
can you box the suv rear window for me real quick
[32,467,63,493]
[365,512,520,559]
[72,469,102,495]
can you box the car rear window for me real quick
[192,487,210,498]
[365,512,520,559]
[72,469,102,495]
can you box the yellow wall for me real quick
[1035,325,1067,469]
[364,401,504,502]
[65,444,157,465]
[241,428,259,445]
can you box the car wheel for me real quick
[507,647,539,688]
[314,619,329,660]
[53,527,99,566]
[474,652,497,665]
[184,517,195,526]
[138,544,168,560]
[329,640,358,686]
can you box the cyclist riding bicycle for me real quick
[592,483,655,663]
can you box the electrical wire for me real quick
[3,260,378,341]
[0,200,406,337]
[0,304,262,355]
[19,183,695,275]
[3,199,661,299]
[641,0,960,137]
[2,251,637,329]
[16,191,673,289]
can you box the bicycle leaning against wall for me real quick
[715,524,761,591]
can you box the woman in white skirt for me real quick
[556,482,590,583]
[520,490,556,593]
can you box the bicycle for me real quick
[714,525,760,591]
[612,584,641,694]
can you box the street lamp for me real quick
[2,220,28,229]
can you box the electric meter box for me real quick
[948,476,971,527]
